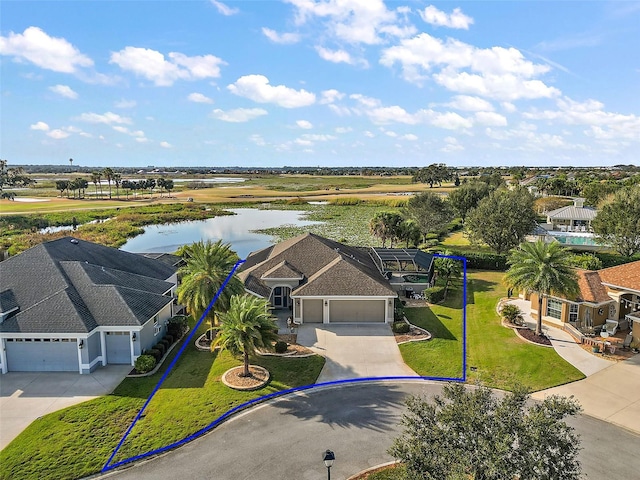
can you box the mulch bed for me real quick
[222,365,270,390]
[394,324,431,343]
[258,334,314,356]
[516,328,552,346]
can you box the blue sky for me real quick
[1,1,639,168]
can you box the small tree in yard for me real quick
[591,185,640,258]
[500,303,524,325]
[389,383,582,480]
[214,294,279,377]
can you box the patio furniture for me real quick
[604,319,619,336]
[622,334,633,350]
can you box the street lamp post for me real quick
[323,449,335,480]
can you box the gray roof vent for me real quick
[70,239,79,244]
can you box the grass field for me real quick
[0,320,325,480]
[401,270,585,392]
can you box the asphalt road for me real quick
[99,381,640,480]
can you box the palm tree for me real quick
[112,172,121,199]
[214,294,279,377]
[91,171,101,198]
[434,251,462,300]
[504,241,579,336]
[102,168,114,199]
[176,240,245,338]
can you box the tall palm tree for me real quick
[176,240,245,338]
[102,168,114,199]
[112,172,121,199]
[434,250,462,300]
[505,241,579,335]
[214,294,278,377]
[91,171,101,198]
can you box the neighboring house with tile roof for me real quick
[239,233,434,324]
[526,260,640,345]
[0,237,179,374]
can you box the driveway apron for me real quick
[0,365,130,450]
[297,324,418,382]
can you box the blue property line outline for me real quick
[103,253,467,472]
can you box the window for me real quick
[569,304,579,323]
[546,298,562,319]
[154,316,161,336]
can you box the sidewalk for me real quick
[505,298,640,435]
[505,298,613,376]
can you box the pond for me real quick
[120,208,321,259]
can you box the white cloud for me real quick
[445,95,494,112]
[301,133,336,141]
[113,126,146,138]
[135,137,149,143]
[211,108,268,122]
[296,120,313,129]
[249,134,266,146]
[227,75,315,108]
[474,111,508,127]
[431,111,473,130]
[335,126,353,133]
[524,97,640,141]
[47,129,70,139]
[188,92,214,104]
[295,138,313,146]
[364,130,375,138]
[160,141,172,148]
[210,0,239,16]
[110,47,226,86]
[262,28,300,44]
[401,133,418,141]
[420,6,474,30]
[77,111,132,125]
[441,136,464,152]
[48,84,78,99]
[385,130,398,137]
[315,46,367,67]
[0,26,93,73]
[287,0,412,45]
[350,94,382,109]
[114,99,137,109]
[328,104,351,116]
[320,89,344,104]
[380,33,558,100]
[30,121,49,131]
[501,102,517,113]
[367,105,426,125]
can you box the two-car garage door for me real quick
[329,300,385,323]
[5,339,77,372]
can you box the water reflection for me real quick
[120,208,320,258]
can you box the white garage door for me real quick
[5,338,78,372]
[106,332,131,364]
[329,300,386,323]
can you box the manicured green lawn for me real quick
[401,270,585,392]
[0,321,324,480]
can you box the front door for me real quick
[272,286,291,309]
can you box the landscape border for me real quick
[103,254,467,472]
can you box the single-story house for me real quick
[525,260,640,345]
[545,198,597,233]
[238,233,434,324]
[0,237,180,374]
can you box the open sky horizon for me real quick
[1,1,639,168]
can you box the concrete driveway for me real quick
[0,365,130,449]
[297,324,418,382]
[532,352,640,435]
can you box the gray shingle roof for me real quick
[239,233,395,299]
[261,261,303,280]
[0,237,177,334]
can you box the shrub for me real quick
[501,304,524,325]
[274,341,288,354]
[134,354,156,374]
[392,321,410,334]
[423,286,446,303]
[447,250,508,271]
[568,253,602,270]
[329,197,362,205]
[168,315,188,337]
[159,339,171,350]
[154,343,166,356]
[144,348,162,363]
[394,306,405,321]
[164,334,174,345]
